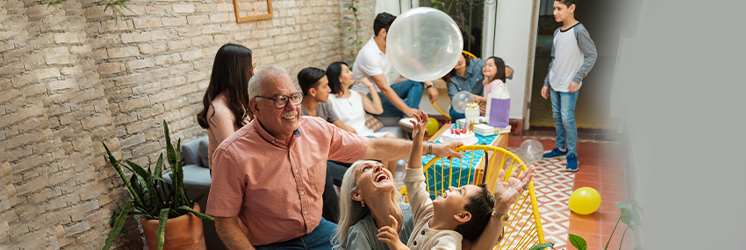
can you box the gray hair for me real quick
[248,65,288,99]
[332,160,400,249]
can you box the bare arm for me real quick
[369,74,417,117]
[359,78,384,114]
[215,216,255,250]
[361,119,463,161]
[332,119,357,134]
[406,112,427,169]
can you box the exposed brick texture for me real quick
[0,0,375,249]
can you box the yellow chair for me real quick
[431,78,452,119]
[399,145,545,250]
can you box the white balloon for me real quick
[386,7,463,82]
[518,139,544,166]
[451,91,474,114]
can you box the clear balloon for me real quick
[518,139,544,166]
[386,7,464,82]
[451,91,475,114]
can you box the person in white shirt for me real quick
[351,12,439,118]
[327,61,394,138]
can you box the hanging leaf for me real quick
[528,242,556,250]
[569,234,588,250]
[102,202,133,250]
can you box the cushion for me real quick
[198,138,209,168]
[364,114,384,132]
[180,137,204,166]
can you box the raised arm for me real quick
[359,78,384,114]
[468,165,536,250]
[361,132,463,162]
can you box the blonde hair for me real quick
[332,160,400,249]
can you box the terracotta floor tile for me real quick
[599,174,626,184]
[568,219,601,234]
[573,180,601,190]
[574,171,600,182]
[600,188,628,198]
[600,167,626,177]
[567,231,602,249]
[579,158,602,167]
[604,235,635,250]
[569,211,600,222]
[600,182,628,194]
[577,165,600,175]
[601,222,626,237]
[600,201,623,214]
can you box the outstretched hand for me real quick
[493,164,535,210]
[378,215,409,250]
[408,110,429,139]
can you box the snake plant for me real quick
[102,120,214,250]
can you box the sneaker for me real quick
[543,147,568,158]
[566,153,579,172]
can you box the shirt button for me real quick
[294,170,298,173]
[421,230,425,235]
[304,211,307,214]
[300,191,304,195]
[413,241,417,246]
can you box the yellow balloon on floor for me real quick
[569,187,601,215]
[426,117,439,136]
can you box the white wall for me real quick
[483,0,537,119]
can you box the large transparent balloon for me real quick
[386,7,463,82]
[451,91,474,114]
[517,139,544,166]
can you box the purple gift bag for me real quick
[488,98,510,128]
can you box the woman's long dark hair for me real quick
[442,52,471,84]
[326,61,347,95]
[485,56,506,83]
[197,43,253,129]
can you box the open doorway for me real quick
[529,0,622,130]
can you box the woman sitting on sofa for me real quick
[326,61,394,139]
[196,43,255,167]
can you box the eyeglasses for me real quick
[255,92,304,109]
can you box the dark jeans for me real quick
[379,79,424,116]
[253,218,337,250]
[321,160,352,224]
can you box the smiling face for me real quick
[553,1,575,23]
[339,64,355,87]
[352,161,396,201]
[482,58,497,80]
[250,74,301,140]
[433,185,482,218]
[312,76,331,103]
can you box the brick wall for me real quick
[0,0,375,249]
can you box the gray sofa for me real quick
[162,136,227,250]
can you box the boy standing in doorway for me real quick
[541,0,597,172]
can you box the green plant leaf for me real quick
[154,154,163,178]
[569,234,588,250]
[175,205,215,221]
[102,202,132,250]
[529,242,556,250]
[103,143,144,208]
[156,208,169,250]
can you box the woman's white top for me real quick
[328,90,389,138]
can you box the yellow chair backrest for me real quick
[431,78,451,119]
[463,50,478,59]
[399,145,545,250]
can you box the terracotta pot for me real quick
[140,203,206,250]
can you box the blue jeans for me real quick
[550,88,579,155]
[379,80,424,116]
[254,218,337,250]
[449,108,466,123]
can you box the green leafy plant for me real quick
[102,120,214,250]
[346,0,363,58]
[530,200,644,250]
[47,0,133,23]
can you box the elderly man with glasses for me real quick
[205,66,462,250]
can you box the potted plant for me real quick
[102,120,214,250]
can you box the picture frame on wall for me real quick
[233,0,273,22]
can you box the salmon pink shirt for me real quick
[206,116,368,246]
